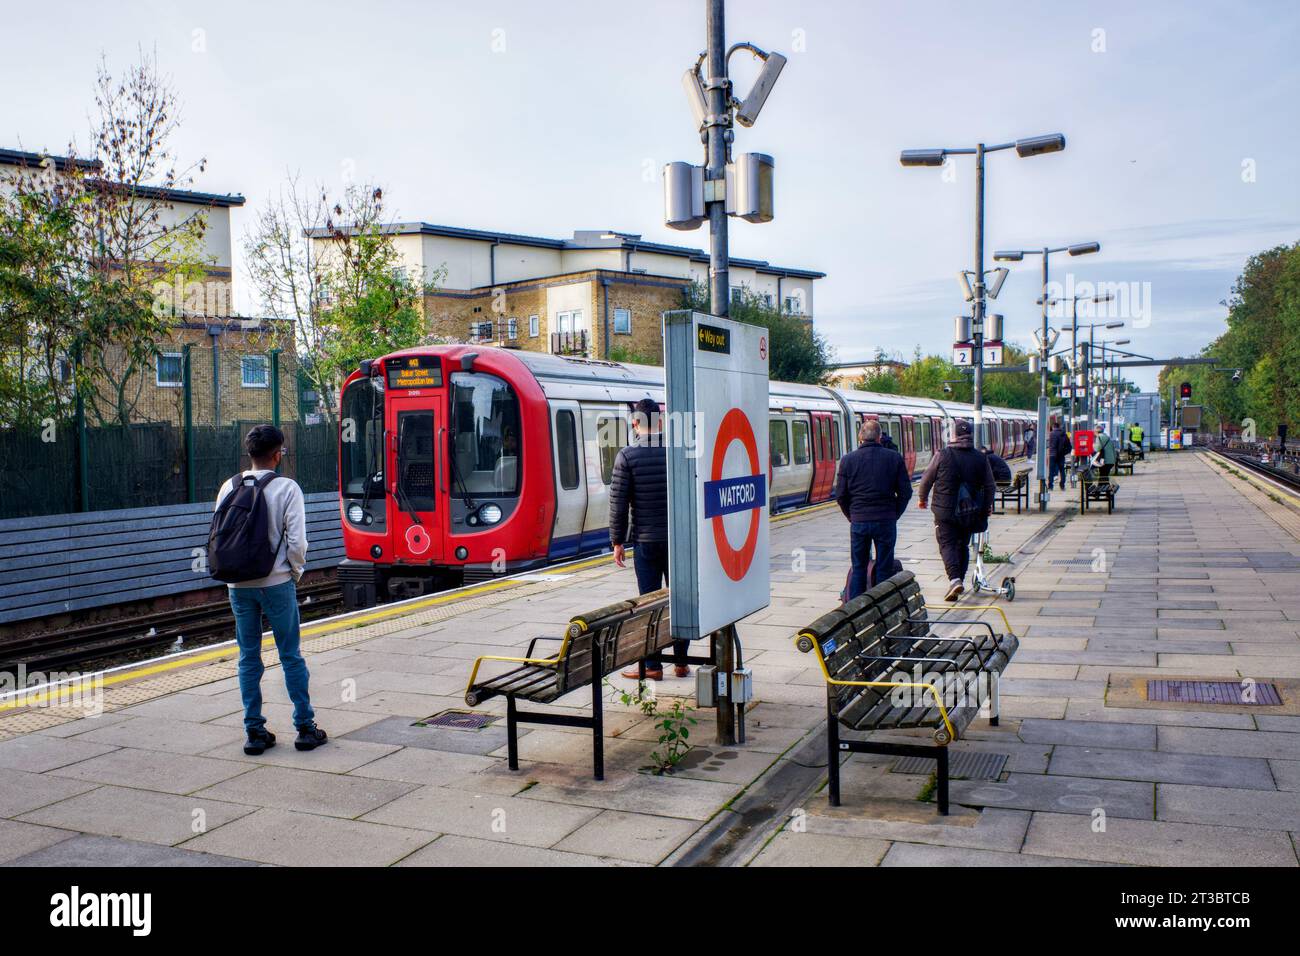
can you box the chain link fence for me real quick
[0,341,337,519]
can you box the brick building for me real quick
[309,223,825,363]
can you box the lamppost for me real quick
[1060,315,1122,431]
[900,133,1066,447]
[1094,337,1129,435]
[994,242,1101,508]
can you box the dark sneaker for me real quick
[243,728,276,756]
[294,723,328,751]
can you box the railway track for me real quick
[0,580,344,675]
[1209,445,1300,494]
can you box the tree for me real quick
[684,282,833,383]
[243,178,441,420]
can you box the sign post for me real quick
[664,309,770,746]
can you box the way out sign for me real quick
[664,310,771,640]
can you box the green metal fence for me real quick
[0,343,337,520]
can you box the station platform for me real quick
[1,451,1297,867]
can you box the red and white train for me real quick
[336,345,1035,608]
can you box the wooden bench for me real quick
[464,588,712,780]
[993,470,1030,514]
[794,571,1018,815]
[1114,458,1135,477]
[1080,472,1119,514]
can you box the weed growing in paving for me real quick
[605,678,700,774]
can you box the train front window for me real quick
[449,371,521,496]
[341,375,385,501]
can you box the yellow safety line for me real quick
[794,630,957,742]
[7,498,843,713]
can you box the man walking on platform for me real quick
[1095,422,1118,479]
[610,398,688,681]
[211,425,326,756]
[1048,419,1071,490]
[918,419,995,601]
[834,419,912,600]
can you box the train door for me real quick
[581,403,628,554]
[809,412,837,502]
[900,414,916,475]
[548,400,588,560]
[387,391,446,564]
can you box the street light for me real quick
[994,240,1102,508]
[899,132,1068,448]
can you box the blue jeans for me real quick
[631,540,687,667]
[228,580,314,733]
[1049,456,1067,490]
[848,519,898,601]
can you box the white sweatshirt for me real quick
[214,470,308,588]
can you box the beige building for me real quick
[309,222,825,363]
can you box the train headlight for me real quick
[347,503,365,524]
[477,504,503,525]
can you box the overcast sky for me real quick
[4,0,1297,390]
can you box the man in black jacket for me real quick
[981,446,1013,484]
[1048,420,1071,490]
[609,398,687,680]
[918,419,995,601]
[834,419,912,599]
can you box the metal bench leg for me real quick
[591,646,605,781]
[988,671,1001,727]
[506,697,520,771]
[937,748,950,815]
[826,700,841,807]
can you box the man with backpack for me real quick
[210,425,326,756]
[1048,419,1072,490]
[918,419,996,601]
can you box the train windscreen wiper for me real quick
[394,417,423,526]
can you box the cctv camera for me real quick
[1232,370,1242,384]
[943,384,953,394]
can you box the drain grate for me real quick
[891,751,1007,780]
[1051,559,1097,566]
[1147,679,1282,706]
[415,709,499,730]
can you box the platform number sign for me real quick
[953,345,973,366]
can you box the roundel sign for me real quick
[706,408,767,581]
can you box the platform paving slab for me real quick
[1048,744,1278,790]
[951,773,1154,820]
[4,834,260,867]
[16,784,256,846]
[1156,783,1300,831]
[360,783,602,848]
[552,809,702,864]
[1023,811,1298,867]
[46,747,254,795]
[0,767,99,817]
[0,819,77,864]
[180,806,437,867]
[749,830,891,867]
[0,734,118,773]
[193,765,419,819]
[394,833,629,867]
[202,736,401,774]
[879,842,1109,867]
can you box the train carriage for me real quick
[336,345,1035,609]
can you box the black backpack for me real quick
[948,449,986,530]
[208,473,284,583]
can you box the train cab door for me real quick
[900,414,916,475]
[582,403,628,555]
[809,411,837,502]
[548,400,588,561]
[387,392,445,565]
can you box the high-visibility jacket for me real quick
[1129,424,1143,444]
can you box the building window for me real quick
[156,353,183,388]
[613,308,631,335]
[529,315,540,338]
[317,279,331,303]
[241,355,270,389]
[763,293,774,308]
[730,286,744,304]
[507,317,518,340]
[470,320,493,342]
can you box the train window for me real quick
[913,421,923,452]
[396,410,436,512]
[340,375,386,525]
[598,415,629,484]
[792,420,810,465]
[449,371,521,496]
[830,420,841,459]
[770,420,790,467]
[556,411,580,490]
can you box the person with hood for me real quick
[1094,422,1119,479]
[918,419,996,601]
[1048,419,1072,490]
[1024,426,1036,459]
